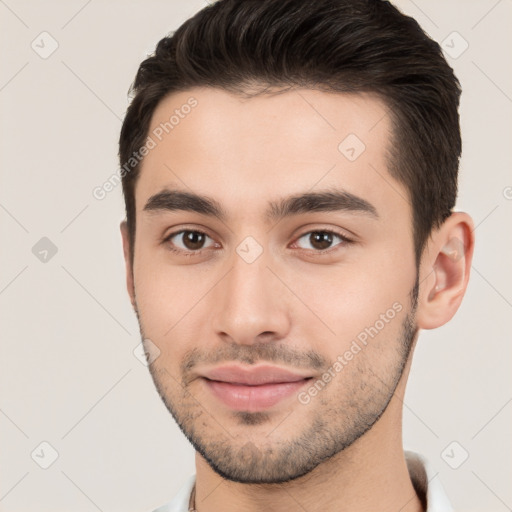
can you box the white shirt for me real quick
[152,451,454,512]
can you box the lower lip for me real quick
[202,378,311,411]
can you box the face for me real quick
[125,87,420,484]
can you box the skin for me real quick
[120,87,474,512]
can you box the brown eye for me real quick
[181,231,206,250]
[295,230,351,252]
[309,232,334,250]
[165,230,214,253]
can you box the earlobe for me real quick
[416,212,475,330]
[120,220,136,310]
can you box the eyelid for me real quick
[291,224,356,242]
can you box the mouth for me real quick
[198,364,314,411]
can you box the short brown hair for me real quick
[119,0,462,266]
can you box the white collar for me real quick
[405,450,454,512]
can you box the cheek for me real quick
[136,283,197,328]
[132,252,219,362]
[291,257,414,345]
[283,266,414,382]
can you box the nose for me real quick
[211,248,292,346]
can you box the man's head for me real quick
[119,0,474,485]
[120,0,462,268]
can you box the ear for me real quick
[120,220,136,311]
[416,212,475,330]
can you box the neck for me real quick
[193,390,423,512]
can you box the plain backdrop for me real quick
[0,1,511,511]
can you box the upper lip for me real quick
[200,364,313,385]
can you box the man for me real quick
[118,0,474,510]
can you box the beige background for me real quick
[1,1,511,511]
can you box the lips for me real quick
[199,364,313,411]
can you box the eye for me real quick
[162,227,353,258]
[292,229,353,253]
[163,229,216,255]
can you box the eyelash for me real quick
[162,228,354,258]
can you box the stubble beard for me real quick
[136,281,419,484]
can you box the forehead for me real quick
[136,86,407,224]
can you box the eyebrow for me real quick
[143,188,379,223]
